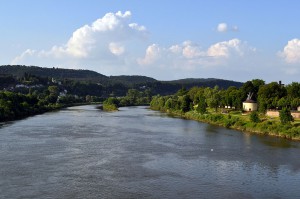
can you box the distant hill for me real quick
[109,75,157,85]
[0,65,108,83]
[0,65,243,95]
[164,78,242,89]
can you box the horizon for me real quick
[1,1,300,83]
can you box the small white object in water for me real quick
[211,149,214,152]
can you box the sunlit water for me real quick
[0,105,299,199]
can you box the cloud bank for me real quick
[138,39,256,71]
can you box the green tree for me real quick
[279,108,294,124]
[179,95,191,113]
[257,82,287,111]
[250,111,260,123]
[196,95,206,114]
[126,89,140,105]
[165,98,174,110]
[176,87,188,96]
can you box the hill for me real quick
[0,65,243,96]
[0,65,108,83]
[109,75,157,85]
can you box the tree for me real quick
[126,89,140,105]
[286,82,300,99]
[180,95,191,113]
[165,98,174,110]
[176,87,188,96]
[197,95,206,114]
[48,86,59,96]
[279,108,294,124]
[241,81,254,100]
[257,82,287,111]
[250,111,260,123]
[277,97,288,110]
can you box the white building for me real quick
[242,92,258,112]
[243,99,258,112]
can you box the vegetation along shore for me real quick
[150,79,300,140]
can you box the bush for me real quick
[279,108,294,124]
[250,111,260,123]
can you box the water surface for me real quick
[0,105,299,198]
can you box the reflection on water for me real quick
[0,105,299,199]
[260,137,294,148]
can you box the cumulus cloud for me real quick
[208,39,244,57]
[279,38,300,63]
[137,44,161,65]
[217,23,238,33]
[12,11,147,65]
[138,39,255,69]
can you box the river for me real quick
[0,105,299,199]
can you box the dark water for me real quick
[0,105,299,199]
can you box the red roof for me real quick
[243,99,256,103]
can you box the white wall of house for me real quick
[243,102,258,112]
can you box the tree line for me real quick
[151,79,300,114]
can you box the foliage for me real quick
[103,97,119,111]
[279,108,294,124]
[150,81,300,140]
[0,91,64,122]
[249,111,260,123]
[0,65,243,97]
[196,95,206,114]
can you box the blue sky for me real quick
[1,0,300,83]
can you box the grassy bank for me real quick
[151,107,300,141]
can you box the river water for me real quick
[0,105,299,199]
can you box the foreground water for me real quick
[0,105,299,199]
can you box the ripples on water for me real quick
[0,105,299,199]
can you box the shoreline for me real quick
[0,102,96,123]
[151,108,300,141]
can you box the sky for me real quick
[1,0,300,83]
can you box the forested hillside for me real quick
[0,65,243,96]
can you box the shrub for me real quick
[250,111,260,123]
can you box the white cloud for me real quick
[217,23,239,33]
[137,44,161,65]
[109,42,125,56]
[12,11,146,65]
[217,23,228,32]
[138,39,255,69]
[12,49,36,64]
[208,39,244,57]
[279,38,300,63]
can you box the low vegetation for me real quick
[102,89,152,111]
[150,80,300,140]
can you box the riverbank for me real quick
[151,107,300,141]
[0,102,95,123]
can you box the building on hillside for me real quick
[243,93,257,112]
